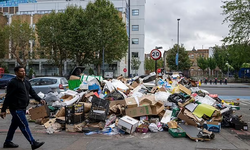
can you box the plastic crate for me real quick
[89,95,110,121]
[68,80,81,90]
[168,128,186,138]
[65,103,85,124]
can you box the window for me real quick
[132,9,139,16]
[30,79,41,86]
[132,38,139,44]
[132,52,139,58]
[132,25,139,31]
[40,78,57,85]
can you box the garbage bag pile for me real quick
[1,73,248,141]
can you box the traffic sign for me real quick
[150,49,161,60]
[123,68,127,73]
[157,68,161,73]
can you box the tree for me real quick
[166,44,191,71]
[36,11,68,76]
[197,56,208,75]
[3,20,35,68]
[144,58,164,73]
[213,45,229,74]
[62,6,95,66]
[222,0,250,44]
[207,57,217,76]
[131,57,141,75]
[0,28,8,59]
[85,0,128,75]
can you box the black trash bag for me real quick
[167,93,186,104]
[89,95,110,122]
[105,89,124,101]
[221,108,234,127]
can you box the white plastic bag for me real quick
[155,91,171,103]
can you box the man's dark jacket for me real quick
[1,77,41,112]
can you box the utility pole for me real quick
[128,0,131,77]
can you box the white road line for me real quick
[240,101,250,105]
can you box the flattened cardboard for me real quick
[140,95,164,115]
[131,81,139,88]
[60,95,73,102]
[66,122,85,132]
[125,105,152,117]
[179,84,191,95]
[177,109,197,126]
[125,97,138,108]
[29,104,50,120]
[150,86,158,93]
[56,107,65,117]
[109,99,126,107]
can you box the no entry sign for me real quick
[150,49,161,60]
[123,68,127,73]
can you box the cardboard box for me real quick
[117,115,139,134]
[56,107,65,117]
[125,105,152,117]
[125,97,139,108]
[178,84,191,95]
[177,109,197,126]
[35,117,49,125]
[66,122,84,132]
[131,81,139,88]
[60,95,73,102]
[140,95,164,115]
[29,104,50,120]
[203,121,221,133]
[109,99,126,107]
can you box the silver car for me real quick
[29,77,68,94]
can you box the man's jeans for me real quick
[5,110,35,144]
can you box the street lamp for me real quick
[177,18,180,71]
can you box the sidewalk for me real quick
[200,83,250,88]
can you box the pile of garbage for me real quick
[1,72,248,141]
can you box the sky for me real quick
[144,0,229,54]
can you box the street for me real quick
[1,86,250,150]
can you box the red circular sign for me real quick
[123,68,127,73]
[157,68,161,73]
[150,49,162,60]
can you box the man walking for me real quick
[0,66,46,150]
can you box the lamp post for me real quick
[226,62,229,78]
[177,18,180,71]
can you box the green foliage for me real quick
[144,58,164,72]
[242,63,250,68]
[197,57,208,71]
[3,20,34,68]
[222,0,250,44]
[213,45,229,74]
[89,68,95,75]
[166,44,191,71]
[131,57,141,70]
[207,57,217,71]
[85,0,128,75]
[145,58,155,72]
[36,2,128,76]
[36,11,69,76]
[0,29,8,59]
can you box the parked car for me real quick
[0,74,16,89]
[29,77,68,94]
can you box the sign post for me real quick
[150,49,162,85]
[150,49,162,73]
[123,68,127,77]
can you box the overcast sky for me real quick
[144,0,229,54]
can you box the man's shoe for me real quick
[31,141,45,150]
[3,142,19,148]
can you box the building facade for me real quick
[0,0,146,76]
